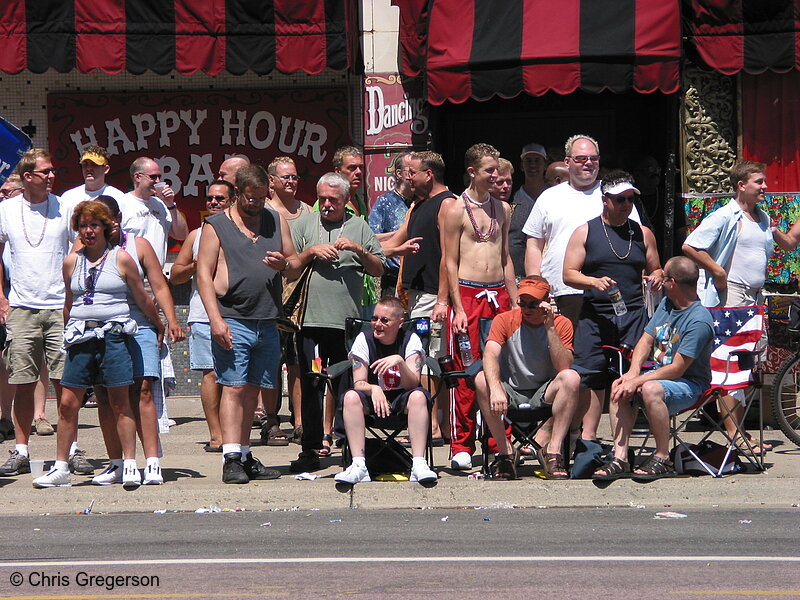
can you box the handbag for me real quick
[278,262,313,334]
[671,440,742,476]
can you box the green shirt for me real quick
[292,212,385,330]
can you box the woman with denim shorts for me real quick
[32,201,162,489]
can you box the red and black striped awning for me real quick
[684,0,800,75]
[397,0,681,105]
[0,0,354,75]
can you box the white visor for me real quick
[603,181,641,196]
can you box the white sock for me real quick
[146,456,160,467]
[54,460,69,472]
[109,458,124,469]
[412,456,428,467]
[15,444,29,457]
[240,445,251,458]
[69,442,79,456]
[222,443,241,456]
[351,456,366,468]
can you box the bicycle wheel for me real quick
[771,351,800,446]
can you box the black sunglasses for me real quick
[370,316,396,324]
[517,299,544,309]
[206,195,228,202]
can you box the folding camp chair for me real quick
[308,316,437,473]
[634,305,766,476]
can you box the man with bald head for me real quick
[218,156,250,186]
[544,162,569,188]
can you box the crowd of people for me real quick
[0,132,791,488]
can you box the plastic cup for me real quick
[153,181,166,190]
[29,460,45,477]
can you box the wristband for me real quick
[166,204,177,210]
[436,301,448,307]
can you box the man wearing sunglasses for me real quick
[564,171,663,444]
[474,277,580,479]
[523,135,641,329]
[0,149,71,477]
[335,295,436,484]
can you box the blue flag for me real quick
[0,117,32,185]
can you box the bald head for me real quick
[545,162,569,187]
[665,256,699,290]
[218,156,250,185]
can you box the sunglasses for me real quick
[570,155,600,164]
[517,299,544,309]
[138,172,162,181]
[84,266,98,305]
[608,194,635,204]
[206,195,228,202]
[370,315,397,324]
[32,168,56,176]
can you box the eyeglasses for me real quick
[0,188,22,197]
[570,155,600,164]
[661,273,676,283]
[608,194,635,204]
[205,195,228,203]
[84,267,98,305]
[137,172,162,181]
[370,315,397,324]
[278,175,299,181]
[32,168,56,176]
[517,299,544,309]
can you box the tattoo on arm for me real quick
[413,354,423,373]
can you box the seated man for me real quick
[335,295,437,485]
[475,277,581,480]
[593,256,714,481]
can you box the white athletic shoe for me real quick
[122,464,141,490]
[334,463,371,484]
[32,468,71,488]
[142,463,163,485]
[410,462,438,482]
[450,451,473,470]
[92,464,122,486]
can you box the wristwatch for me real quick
[166,203,177,210]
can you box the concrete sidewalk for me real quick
[1,396,797,516]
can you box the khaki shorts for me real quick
[407,289,445,359]
[5,307,65,384]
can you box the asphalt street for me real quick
[0,508,798,599]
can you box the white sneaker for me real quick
[451,451,473,470]
[32,468,71,488]
[142,463,163,485]
[410,462,438,482]
[334,463,371,484]
[122,464,141,490]
[92,464,122,486]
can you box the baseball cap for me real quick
[602,180,641,196]
[79,151,108,166]
[520,142,547,160]
[517,278,550,301]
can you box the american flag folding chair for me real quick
[667,305,766,476]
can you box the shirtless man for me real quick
[442,143,517,470]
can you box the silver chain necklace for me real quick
[601,217,633,260]
[21,195,50,248]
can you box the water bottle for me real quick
[457,332,474,367]
[607,283,627,316]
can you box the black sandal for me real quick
[318,434,332,456]
[632,454,678,480]
[592,457,631,481]
[489,454,517,480]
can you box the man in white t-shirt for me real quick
[123,156,188,266]
[335,295,437,485]
[0,149,71,477]
[523,134,640,328]
[60,145,129,243]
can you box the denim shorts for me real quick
[61,332,134,389]
[189,322,214,371]
[128,326,160,379]
[635,377,705,416]
[212,318,279,388]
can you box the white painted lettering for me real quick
[131,113,157,150]
[105,119,135,154]
[297,122,327,164]
[183,153,214,196]
[180,110,207,146]
[221,110,247,146]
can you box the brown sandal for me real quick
[592,456,631,481]
[536,446,569,480]
[489,454,517,480]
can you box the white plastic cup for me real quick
[153,181,167,190]
[30,460,45,477]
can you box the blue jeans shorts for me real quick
[212,318,279,388]
[128,326,160,379]
[61,332,134,389]
[635,377,705,416]
[189,322,214,371]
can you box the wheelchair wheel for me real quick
[771,351,800,447]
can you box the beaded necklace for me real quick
[462,192,497,243]
[601,217,634,260]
